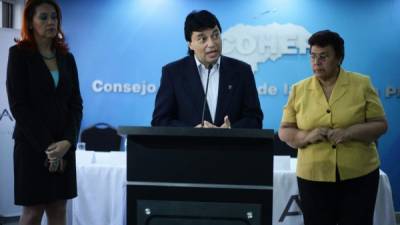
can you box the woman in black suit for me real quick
[6,0,82,224]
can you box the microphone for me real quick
[201,63,213,127]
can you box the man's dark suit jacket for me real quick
[152,55,263,128]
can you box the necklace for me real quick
[41,53,56,60]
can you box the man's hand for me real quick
[194,116,231,129]
[195,121,217,128]
[219,116,231,129]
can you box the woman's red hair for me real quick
[17,0,69,54]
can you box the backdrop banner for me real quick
[59,0,400,210]
[1,0,398,214]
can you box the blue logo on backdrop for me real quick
[222,23,311,73]
[222,23,311,97]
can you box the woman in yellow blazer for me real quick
[279,30,387,225]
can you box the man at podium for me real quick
[152,10,263,129]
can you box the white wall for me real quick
[0,28,20,217]
[0,1,23,217]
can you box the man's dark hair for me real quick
[308,30,345,65]
[184,10,221,56]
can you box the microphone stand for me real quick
[201,64,213,127]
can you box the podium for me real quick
[118,126,274,225]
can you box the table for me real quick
[72,152,396,225]
[72,151,126,225]
[272,156,396,225]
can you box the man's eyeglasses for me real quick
[310,53,329,62]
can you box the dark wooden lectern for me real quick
[118,126,274,225]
